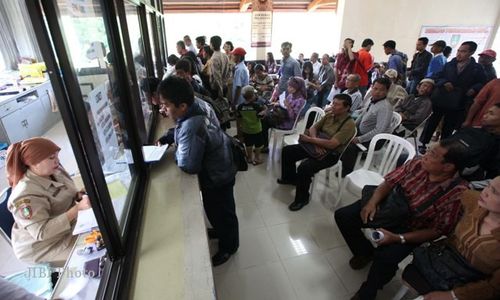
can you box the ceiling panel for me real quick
[162,0,336,13]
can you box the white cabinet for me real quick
[0,82,61,144]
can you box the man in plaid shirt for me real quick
[335,138,469,300]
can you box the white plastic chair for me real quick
[282,107,325,146]
[353,111,403,169]
[339,133,416,200]
[269,102,307,160]
[395,112,433,156]
[310,127,357,206]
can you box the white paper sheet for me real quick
[73,208,98,235]
[142,145,168,162]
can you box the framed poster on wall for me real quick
[420,26,493,58]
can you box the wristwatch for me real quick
[398,234,406,244]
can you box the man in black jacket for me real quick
[419,41,486,153]
[407,37,432,95]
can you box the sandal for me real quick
[252,159,263,165]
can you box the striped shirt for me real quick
[384,159,467,235]
[449,190,500,300]
[356,98,393,143]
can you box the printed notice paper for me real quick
[142,145,168,162]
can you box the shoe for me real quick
[277,178,296,185]
[288,200,309,211]
[212,251,233,267]
[349,255,373,270]
[418,145,427,155]
[207,228,218,240]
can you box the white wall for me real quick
[164,11,338,60]
[338,0,500,64]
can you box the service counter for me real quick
[129,116,215,299]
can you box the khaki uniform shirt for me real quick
[8,168,78,265]
[313,113,356,153]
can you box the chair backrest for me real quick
[338,127,357,159]
[0,187,14,241]
[297,106,325,134]
[389,112,403,132]
[362,133,416,175]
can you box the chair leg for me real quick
[335,176,348,209]
[391,285,410,300]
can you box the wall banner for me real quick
[251,0,273,47]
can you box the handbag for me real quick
[430,86,464,110]
[359,177,462,229]
[359,184,410,229]
[298,116,351,160]
[263,106,288,127]
[412,241,486,291]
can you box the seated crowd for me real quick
[6,32,496,299]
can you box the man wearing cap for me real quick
[276,42,301,96]
[231,47,249,107]
[383,40,408,86]
[478,49,497,82]
[395,78,434,131]
[426,40,447,78]
[419,41,486,152]
[364,69,407,107]
[407,37,433,95]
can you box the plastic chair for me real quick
[310,127,357,206]
[395,112,433,156]
[339,133,416,199]
[269,102,307,160]
[353,111,403,169]
[282,107,325,146]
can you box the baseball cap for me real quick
[431,40,446,48]
[241,85,257,96]
[478,49,496,59]
[419,78,435,86]
[231,47,247,56]
[384,69,398,79]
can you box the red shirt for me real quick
[335,51,357,89]
[354,48,374,87]
[471,79,500,127]
[384,159,467,235]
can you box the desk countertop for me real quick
[0,81,49,104]
[130,116,215,299]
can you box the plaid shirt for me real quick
[384,158,467,235]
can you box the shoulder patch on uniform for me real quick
[19,204,33,220]
[13,198,31,209]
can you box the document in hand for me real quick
[142,144,168,163]
[73,208,98,235]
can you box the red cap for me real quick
[231,47,247,56]
[479,49,496,59]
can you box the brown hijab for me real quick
[6,137,61,187]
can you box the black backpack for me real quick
[226,134,248,171]
[449,127,496,168]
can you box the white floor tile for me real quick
[236,201,266,230]
[267,220,322,259]
[307,216,346,250]
[214,262,297,300]
[212,227,279,274]
[282,253,349,300]
[324,246,369,294]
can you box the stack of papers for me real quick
[73,208,98,235]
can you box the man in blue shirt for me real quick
[276,42,301,96]
[383,40,408,86]
[426,40,447,78]
[231,47,249,107]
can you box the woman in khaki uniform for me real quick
[6,137,91,267]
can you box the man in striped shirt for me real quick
[335,138,469,300]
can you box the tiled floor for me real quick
[211,141,408,300]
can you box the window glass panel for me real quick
[57,1,135,229]
[124,2,152,136]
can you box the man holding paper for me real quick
[157,76,239,267]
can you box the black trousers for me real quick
[335,200,417,300]
[281,144,339,203]
[419,107,465,145]
[201,179,239,253]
